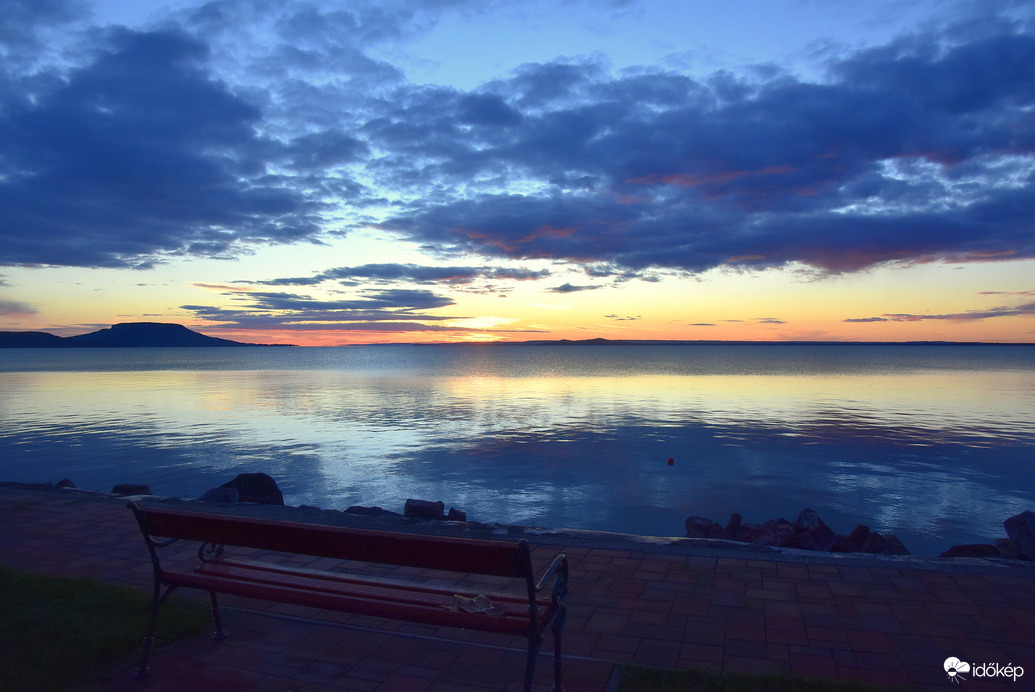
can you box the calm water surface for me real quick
[1,344,1033,555]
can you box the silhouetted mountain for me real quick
[0,331,68,348]
[0,322,264,348]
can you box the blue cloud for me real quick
[0,28,328,267]
[1,2,1032,281]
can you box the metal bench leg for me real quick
[524,636,542,692]
[210,591,228,640]
[552,606,567,692]
[135,584,177,679]
[134,604,159,678]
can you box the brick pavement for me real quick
[1,485,1033,691]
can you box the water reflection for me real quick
[1,346,1033,555]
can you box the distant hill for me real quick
[0,322,265,348]
[0,331,69,348]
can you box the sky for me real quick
[1,0,1033,345]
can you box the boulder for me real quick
[219,473,284,505]
[446,507,467,522]
[1004,511,1035,560]
[792,521,836,552]
[830,535,855,552]
[731,518,796,547]
[724,512,742,536]
[685,516,718,538]
[199,487,239,503]
[111,484,152,496]
[56,479,76,489]
[754,518,796,547]
[707,523,731,540]
[847,524,871,544]
[995,538,1019,560]
[939,544,999,558]
[735,522,764,543]
[862,532,888,554]
[345,505,401,517]
[793,508,820,531]
[881,534,911,555]
[404,499,445,520]
[831,524,872,553]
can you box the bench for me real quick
[127,502,568,691]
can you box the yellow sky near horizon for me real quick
[3,232,1034,345]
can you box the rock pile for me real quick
[199,472,284,505]
[1005,511,1035,560]
[684,508,910,555]
[940,510,1035,560]
[41,474,472,524]
[401,498,467,522]
[345,499,467,522]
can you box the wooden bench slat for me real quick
[161,568,537,635]
[194,561,543,620]
[205,557,548,608]
[140,506,529,577]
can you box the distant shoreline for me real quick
[367,338,1035,347]
[2,322,1032,348]
[462,338,1035,347]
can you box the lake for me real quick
[1,343,1033,555]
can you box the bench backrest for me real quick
[130,504,533,579]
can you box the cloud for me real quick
[375,20,1035,275]
[180,284,534,334]
[2,2,1033,282]
[0,27,339,268]
[846,301,1035,323]
[549,283,600,293]
[253,263,550,286]
[232,288,455,312]
[0,0,85,50]
[0,299,37,316]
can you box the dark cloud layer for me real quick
[1,2,1033,279]
[180,282,545,334]
[0,27,332,267]
[846,301,1035,323]
[181,286,460,329]
[254,262,550,286]
[378,26,1035,274]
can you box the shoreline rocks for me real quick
[938,511,1034,559]
[402,498,467,522]
[9,477,1031,560]
[111,483,152,496]
[684,508,1035,561]
[1004,511,1035,560]
[214,473,284,505]
[686,508,911,555]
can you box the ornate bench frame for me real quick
[128,502,568,691]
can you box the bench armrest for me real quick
[534,553,568,596]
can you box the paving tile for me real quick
[788,651,840,678]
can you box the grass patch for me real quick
[617,664,913,692]
[0,565,211,691]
